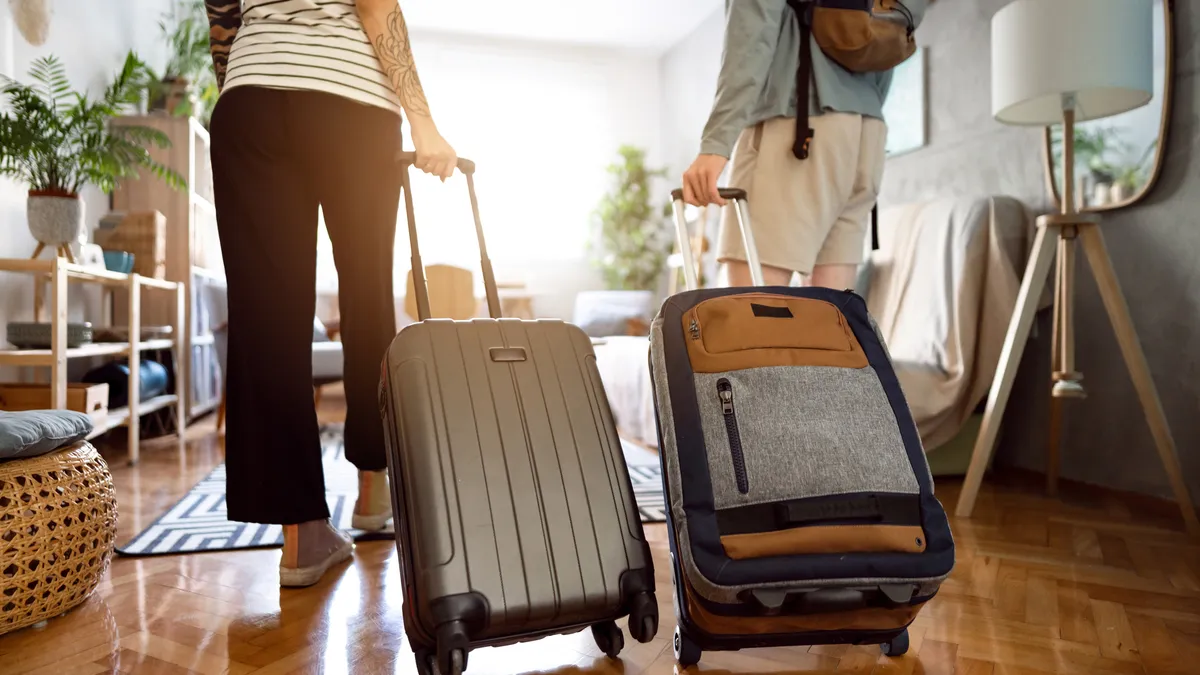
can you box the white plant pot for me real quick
[27,194,85,247]
[1109,183,1131,204]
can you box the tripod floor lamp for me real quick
[954,0,1199,535]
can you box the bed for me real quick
[593,195,1035,473]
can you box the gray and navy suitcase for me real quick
[651,187,955,665]
[379,153,658,675]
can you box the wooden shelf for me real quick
[0,254,187,462]
[0,338,177,366]
[0,258,179,290]
[86,394,180,440]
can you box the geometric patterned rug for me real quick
[116,424,664,557]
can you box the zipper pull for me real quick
[718,380,734,415]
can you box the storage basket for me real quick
[0,441,117,636]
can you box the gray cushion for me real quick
[0,410,93,460]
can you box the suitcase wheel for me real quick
[435,621,469,675]
[880,628,910,657]
[591,620,625,659]
[673,625,701,667]
[415,650,435,675]
[627,591,659,644]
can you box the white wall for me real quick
[315,30,665,321]
[658,8,723,181]
[0,1,172,379]
[657,8,725,284]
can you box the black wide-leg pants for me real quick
[210,86,401,524]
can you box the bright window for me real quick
[316,37,661,294]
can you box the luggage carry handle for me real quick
[669,187,765,290]
[396,151,502,322]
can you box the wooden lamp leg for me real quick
[1047,239,1065,495]
[956,223,1060,518]
[30,243,45,259]
[1077,224,1200,536]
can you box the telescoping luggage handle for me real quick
[396,151,502,323]
[669,187,765,290]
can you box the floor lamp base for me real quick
[953,213,1200,537]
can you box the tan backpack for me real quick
[786,0,917,160]
[808,0,917,73]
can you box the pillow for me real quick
[0,410,93,461]
[573,291,653,338]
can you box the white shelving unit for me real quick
[112,114,225,421]
[0,258,187,463]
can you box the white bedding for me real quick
[593,336,658,447]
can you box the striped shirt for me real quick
[224,0,402,115]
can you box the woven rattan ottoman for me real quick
[0,441,117,635]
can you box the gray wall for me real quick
[660,0,1200,501]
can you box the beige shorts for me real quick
[717,112,887,276]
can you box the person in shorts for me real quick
[681,0,927,290]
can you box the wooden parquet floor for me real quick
[0,388,1196,674]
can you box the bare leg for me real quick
[807,263,857,291]
[721,260,793,287]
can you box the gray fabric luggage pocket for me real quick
[696,365,920,511]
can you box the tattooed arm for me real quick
[205,0,242,90]
[357,0,457,179]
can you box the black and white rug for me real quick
[117,425,665,557]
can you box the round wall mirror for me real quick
[1043,0,1173,212]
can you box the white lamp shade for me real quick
[991,0,1153,125]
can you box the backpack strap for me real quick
[786,0,814,161]
[871,203,880,250]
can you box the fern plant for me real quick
[0,52,185,196]
[590,145,673,291]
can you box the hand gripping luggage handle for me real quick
[396,151,502,322]
[668,187,765,290]
[396,151,476,176]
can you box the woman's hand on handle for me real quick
[356,0,455,179]
[410,118,457,181]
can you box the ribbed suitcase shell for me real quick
[381,156,657,674]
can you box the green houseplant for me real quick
[144,0,218,122]
[576,145,673,336]
[590,145,673,291]
[0,52,185,256]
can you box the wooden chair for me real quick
[404,264,477,321]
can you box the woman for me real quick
[204,0,454,587]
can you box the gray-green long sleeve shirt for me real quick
[700,0,928,158]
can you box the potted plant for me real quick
[576,145,673,336]
[144,0,218,122]
[0,52,186,258]
[1110,139,1158,203]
